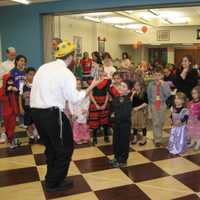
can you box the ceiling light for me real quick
[114,25,125,29]
[125,10,134,14]
[83,12,112,17]
[159,11,182,18]
[136,30,144,34]
[83,16,101,23]
[12,0,30,4]
[167,17,190,24]
[102,17,133,24]
[125,24,144,29]
[138,12,158,21]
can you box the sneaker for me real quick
[104,136,110,143]
[9,139,19,149]
[155,142,161,148]
[188,140,196,148]
[108,158,117,165]
[194,141,200,151]
[19,124,27,129]
[92,138,98,146]
[0,133,7,144]
[131,135,138,145]
[139,136,147,146]
[119,162,127,168]
[112,161,120,168]
[76,141,83,145]
[29,138,35,144]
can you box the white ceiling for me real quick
[0,0,59,6]
[73,6,200,28]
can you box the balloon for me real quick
[141,26,148,33]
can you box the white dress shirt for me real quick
[30,59,86,111]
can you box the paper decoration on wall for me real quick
[98,37,106,53]
[73,36,82,57]
[196,29,200,40]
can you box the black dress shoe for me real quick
[104,136,110,143]
[155,143,161,148]
[45,180,73,193]
[92,138,97,146]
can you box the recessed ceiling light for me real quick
[136,30,145,34]
[102,17,133,24]
[167,17,190,24]
[83,16,101,23]
[114,24,125,29]
[159,11,182,18]
[125,10,134,14]
[138,12,158,21]
[12,0,30,4]
[125,24,144,29]
[83,12,112,17]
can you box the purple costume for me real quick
[168,107,188,155]
[187,100,200,140]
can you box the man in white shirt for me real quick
[30,41,100,193]
[1,47,16,73]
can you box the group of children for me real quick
[0,53,200,168]
[0,55,39,148]
[68,65,200,168]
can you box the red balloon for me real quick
[141,26,148,33]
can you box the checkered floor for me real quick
[0,128,199,200]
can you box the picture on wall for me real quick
[73,36,82,57]
[157,30,170,41]
[98,37,106,54]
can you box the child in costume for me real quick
[109,81,132,167]
[187,86,200,150]
[131,80,148,145]
[69,79,90,144]
[0,74,19,148]
[168,92,188,154]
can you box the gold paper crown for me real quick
[54,40,76,58]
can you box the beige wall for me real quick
[54,16,123,59]
[54,15,200,65]
[119,26,199,45]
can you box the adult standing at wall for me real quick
[102,52,116,79]
[30,41,101,192]
[1,47,16,73]
[173,55,198,100]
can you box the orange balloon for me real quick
[141,26,148,33]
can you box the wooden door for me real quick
[175,49,200,66]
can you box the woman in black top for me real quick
[173,55,198,100]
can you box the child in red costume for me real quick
[0,73,19,148]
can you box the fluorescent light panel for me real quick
[125,24,144,29]
[167,17,190,24]
[83,16,101,23]
[83,12,112,17]
[102,17,133,24]
[114,24,125,29]
[12,0,30,4]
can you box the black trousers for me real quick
[113,122,131,163]
[31,108,74,188]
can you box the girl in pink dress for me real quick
[187,86,200,150]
